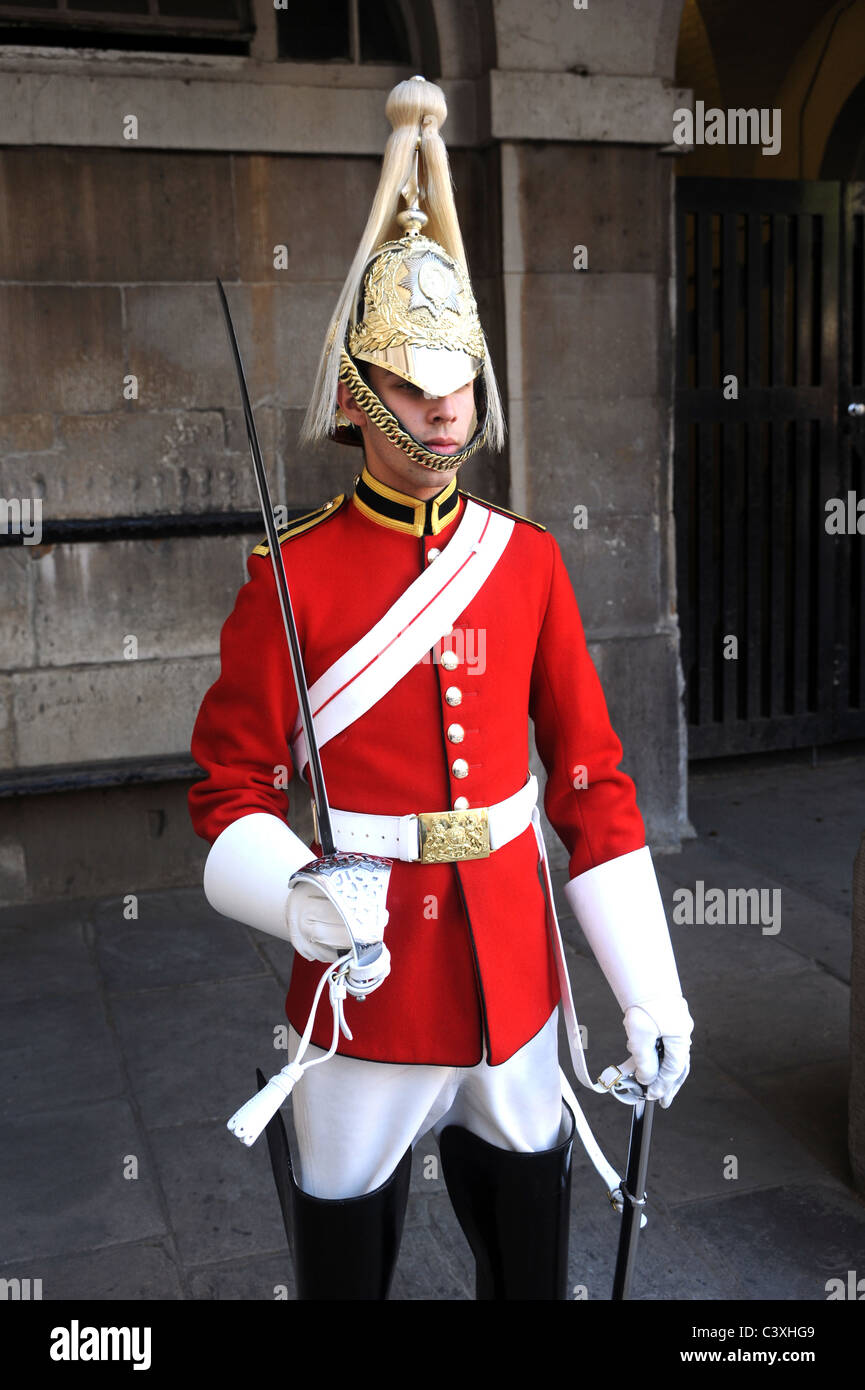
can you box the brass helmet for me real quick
[301,76,505,473]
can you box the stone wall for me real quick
[503,139,686,855]
[0,0,692,903]
[0,142,507,905]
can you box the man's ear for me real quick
[337,380,365,430]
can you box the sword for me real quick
[216,280,391,1151]
[611,1040,663,1300]
[214,277,335,855]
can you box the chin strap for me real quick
[338,352,489,473]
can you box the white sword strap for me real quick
[291,500,513,775]
[530,806,648,1218]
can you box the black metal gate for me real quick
[674,177,865,758]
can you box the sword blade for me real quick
[215,278,334,855]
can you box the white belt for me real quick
[325,774,539,864]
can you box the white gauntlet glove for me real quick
[285,879,355,963]
[203,816,392,989]
[563,846,693,1108]
[203,812,316,940]
[622,996,693,1106]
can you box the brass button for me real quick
[445,686,462,706]
[440,649,459,671]
[451,758,469,779]
[427,547,441,562]
[447,723,465,744]
[453,796,469,811]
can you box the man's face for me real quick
[337,364,478,498]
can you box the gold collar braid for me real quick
[338,351,489,474]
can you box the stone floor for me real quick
[1,748,864,1304]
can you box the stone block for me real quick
[0,990,124,1122]
[689,756,865,922]
[0,148,236,283]
[149,1119,289,1266]
[494,0,677,77]
[697,965,848,1074]
[0,548,35,672]
[0,916,93,1006]
[233,153,381,282]
[507,143,672,276]
[92,887,264,992]
[0,675,16,765]
[0,409,260,520]
[11,654,220,767]
[558,515,662,632]
[522,394,665,520]
[748,1059,852,1186]
[491,72,691,145]
[0,414,54,453]
[126,282,336,412]
[682,1181,865,1301]
[32,535,251,666]
[0,1098,166,1263]
[583,631,686,848]
[0,781,210,908]
[521,272,661,401]
[653,838,839,986]
[188,1251,294,1301]
[109,975,290,1129]
[0,287,122,414]
[0,1241,183,1301]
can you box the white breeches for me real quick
[289,1008,565,1199]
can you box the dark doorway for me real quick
[675,177,865,757]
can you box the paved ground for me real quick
[2,749,864,1302]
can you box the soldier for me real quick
[189,75,693,1301]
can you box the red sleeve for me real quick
[188,554,299,845]
[529,532,646,879]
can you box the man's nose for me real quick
[429,394,458,420]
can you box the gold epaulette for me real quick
[251,494,345,557]
[458,490,547,533]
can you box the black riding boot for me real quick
[438,1105,575,1301]
[257,1069,412,1301]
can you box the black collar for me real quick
[351,465,460,537]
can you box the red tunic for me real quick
[188,467,646,1066]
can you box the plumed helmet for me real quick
[300,75,505,474]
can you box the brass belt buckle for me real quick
[417,807,491,864]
